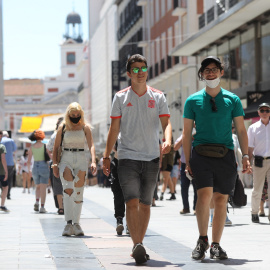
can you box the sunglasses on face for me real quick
[204,67,219,74]
[131,66,148,73]
[260,109,270,113]
[210,97,218,112]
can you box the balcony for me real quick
[171,0,266,56]
[172,0,187,17]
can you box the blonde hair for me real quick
[64,102,86,129]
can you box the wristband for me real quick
[103,157,110,160]
[242,154,249,159]
[51,164,58,168]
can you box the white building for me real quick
[88,0,118,153]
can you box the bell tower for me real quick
[64,11,83,43]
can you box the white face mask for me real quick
[205,77,220,88]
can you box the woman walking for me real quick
[52,102,97,236]
[20,149,32,194]
[28,130,50,213]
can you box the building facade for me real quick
[0,0,4,129]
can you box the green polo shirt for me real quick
[183,88,244,150]
[0,144,7,175]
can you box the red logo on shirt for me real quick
[127,102,133,107]
[148,100,155,108]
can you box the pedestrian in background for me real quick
[20,149,32,194]
[28,130,50,213]
[0,131,9,212]
[174,133,197,215]
[47,117,64,215]
[52,102,97,237]
[183,56,250,260]
[0,131,16,200]
[248,102,270,223]
[103,54,172,265]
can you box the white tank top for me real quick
[62,129,85,149]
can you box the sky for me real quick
[2,0,89,80]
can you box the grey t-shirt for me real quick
[111,86,170,161]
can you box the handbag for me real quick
[44,144,51,162]
[229,174,247,207]
[194,144,228,158]
[56,124,65,164]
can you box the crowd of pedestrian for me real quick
[0,54,269,266]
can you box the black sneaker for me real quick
[210,243,228,260]
[132,243,147,264]
[160,193,164,201]
[252,214,259,223]
[0,206,10,212]
[167,193,176,200]
[191,239,209,260]
[116,217,124,235]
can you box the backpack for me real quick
[228,174,247,207]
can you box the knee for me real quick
[126,198,139,210]
[214,195,228,207]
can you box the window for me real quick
[161,0,166,17]
[155,37,160,63]
[68,73,75,78]
[168,27,173,53]
[161,32,166,59]
[155,0,159,22]
[217,41,230,90]
[229,35,241,89]
[48,88,58,93]
[261,21,270,82]
[66,52,75,64]
[167,0,172,11]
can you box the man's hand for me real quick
[185,163,194,178]
[91,162,97,176]
[242,157,252,174]
[162,141,171,154]
[103,158,111,176]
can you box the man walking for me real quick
[183,56,250,260]
[248,103,270,223]
[1,131,16,199]
[103,54,172,264]
[0,131,9,212]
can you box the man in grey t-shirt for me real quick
[103,54,172,265]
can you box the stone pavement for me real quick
[0,185,269,270]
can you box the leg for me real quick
[1,186,8,206]
[22,172,27,190]
[39,183,47,205]
[180,163,191,212]
[212,192,228,243]
[196,187,213,236]
[7,166,14,198]
[27,173,31,191]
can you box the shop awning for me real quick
[244,91,270,119]
[19,114,64,133]
[19,116,43,133]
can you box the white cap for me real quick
[2,131,9,137]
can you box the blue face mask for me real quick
[69,116,81,124]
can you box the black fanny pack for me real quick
[254,156,264,168]
[194,144,228,158]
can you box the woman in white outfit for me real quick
[52,102,97,236]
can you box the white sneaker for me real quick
[225,215,232,225]
[22,189,26,193]
[39,207,46,213]
[73,223,84,236]
[62,224,74,236]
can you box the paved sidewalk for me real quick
[0,185,269,269]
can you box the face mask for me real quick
[205,77,220,88]
[69,116,81,124]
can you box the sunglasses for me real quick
[260,109,270,113]
[210,97,218,112]
[204,67,219,74]
[131,66,148,73]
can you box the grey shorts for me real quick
[189,148,237,195]
[118,158,160,205]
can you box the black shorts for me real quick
[0,175,8,187]
[189,148,237,195]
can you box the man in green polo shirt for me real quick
[183,56,251,260]
[0,130,9,212]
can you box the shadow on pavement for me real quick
[114,259,185,268]
[201,258,262,265]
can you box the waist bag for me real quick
[194,144,228,158]
[254,156,263,168]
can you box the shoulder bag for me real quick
[56,124,65,164]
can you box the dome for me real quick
[66,12,81,25]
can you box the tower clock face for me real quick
[67,52,75,64]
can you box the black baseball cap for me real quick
[201,56,221,66]
[258,103,270,110]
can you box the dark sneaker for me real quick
[167,193,176,200]
[252,214,259,223]
[160,193,164,201]
[0,206,10,212]
[116,217,124,235]
[132,243,147,264]
[191,239,209,260]
[210,244,228,260]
